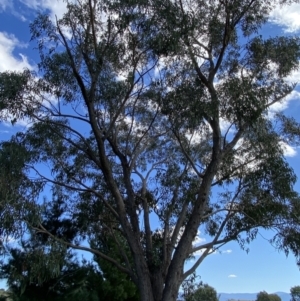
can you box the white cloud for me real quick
[228,274,237,278]
[286,66,300,84]
[174,228,206,247]
[222,249,232,254]
[193,230,206,246]
[279,141,297,157]
[267,90,300,120]
[192,231,218,257]
[20,0,69,21]
[0,32,37,127]
[0,32,33,72]
[270,3,300,32]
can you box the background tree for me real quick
[1,251,102,301]
[256,291,281,301]
[0,193,139,301]
[0,289,10,301]
[1,248,138,301]
[291,286,300,301]
[184,283,219,301]
[1,0,300,301]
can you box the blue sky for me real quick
[1,0,300,295]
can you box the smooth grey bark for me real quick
[161,160,221,301]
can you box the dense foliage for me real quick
[256,291,281,301]
[0,199,139,301]
[184,283,219,301]
[1,0,300,300]
[291,286,300,301]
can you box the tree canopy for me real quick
[184,283,219,301]
[256,291,281,301]
[291,286,300,301]
[1,0,300,301]
[0,198,139,301]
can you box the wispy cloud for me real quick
[0,0,12,11]
[228,274,237,278]
[0,0,27,21]
[20,0,69,21]
[222,249,232,254]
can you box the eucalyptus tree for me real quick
[1,0,300,301]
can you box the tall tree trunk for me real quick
[151,270,165,301]
[162,263,184,301]
[136,261,155,301]
[161,142,222,301]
